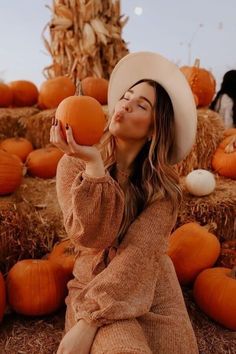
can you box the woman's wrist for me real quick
[77,319,99,334]
[85,154,106,178]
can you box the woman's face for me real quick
[109,82,156,141]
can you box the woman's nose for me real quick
[123,101,132,112]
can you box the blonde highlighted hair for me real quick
[98,79,182,243]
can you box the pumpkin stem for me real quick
[224,136,236,154]
[229,266,236,279]
[194,58,200,68]
[75,78,82,96]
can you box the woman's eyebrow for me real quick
[127,89,153,108]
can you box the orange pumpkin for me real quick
[0,150,23,195]
[167,222,221,285]
[81,77,109,105]
[217,240,236,269]
[180,59,216,107]
[0,82,13,107]
[193,267,236,330]
[6,259,67,316]
[55,95,106,145]
[8,80,38,107]
[38,76,76,109]
[48,239,77,281]
[212,135,236,179]
[26,147,64,178]
[0,272,6,322]
[0,137,33,162]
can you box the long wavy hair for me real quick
[98,79,182,243]
[210,70,236,126]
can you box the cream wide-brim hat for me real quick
[107,51,197,164]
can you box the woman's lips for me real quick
[114,111,124,122]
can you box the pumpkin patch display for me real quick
[81,77,109,105]
[55,95,106,145]
[185,169,216,196]
[212,135,236,179]
[0,82,13,107]
[0,150,23,195]
[167,222,221,285]
[8,80,39,107]
[0,272,6,322]
[26,147,64,178]
[193,266,236,330]
[6,259,67,316]
[180,59,216,107]
[48,239,77,282]
[38,76,76,109]
[0,137,33,162]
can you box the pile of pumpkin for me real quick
[0,61,235,333]
[168,222,236,331]
[0,75,109,194]
[0,238,75,321]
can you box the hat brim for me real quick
[108,51,197,164]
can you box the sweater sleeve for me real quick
[56,154,125,249]
[72,198,176,327]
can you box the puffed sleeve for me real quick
[71,198,177,327]
[56,154,125,249]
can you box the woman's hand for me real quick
[57,319,98,354]
[50,118,100,163]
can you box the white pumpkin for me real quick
[185,169,216,196]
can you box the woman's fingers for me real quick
[50,119,70,152]
[65,125,79,154]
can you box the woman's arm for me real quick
[70,199,176,327]
[56,154,125,249]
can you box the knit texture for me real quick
[56,154,199,354]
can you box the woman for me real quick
[210,69,236,128]
[50,52,199,354]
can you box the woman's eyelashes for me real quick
[122,97,147,110]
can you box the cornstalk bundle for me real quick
[43,0,129,83]
[176,176,236,242]
[176,109,225,176]
[0,107,39,140]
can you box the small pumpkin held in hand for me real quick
[167,222,221,285]
[0,137,33,162]
[0,150,23,195]
[193,267,236,330]
[26,147,64,178]
[55,95,106,146]
[6,259,67,316]
[81,77,109,105]
[185,169,216,196]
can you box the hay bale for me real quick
[177,109,225,176]
[0,308,65,354]
[176,176,236,242]
[0,107,39,140]
[183,286,236,354]
[18,105,109,148]
[0,177,65,274]
[19,109,56,148]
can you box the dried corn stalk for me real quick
[42,0,129,83]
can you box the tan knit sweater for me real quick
[56,154,199,354]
